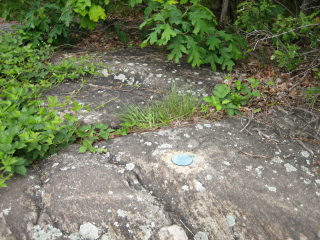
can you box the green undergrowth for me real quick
[0,31,113,187]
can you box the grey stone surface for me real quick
[0,48,319,239]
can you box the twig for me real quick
[240,112,254,132]
[253,23,320,50]
[179,219,194,236]
[238,150,273,159]
[296,139,314,156]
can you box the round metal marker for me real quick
[171,154,194,166]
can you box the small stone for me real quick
[157,225,188,240]
[194,231,209,240]
[79,222,100,240]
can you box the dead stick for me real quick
[179,219,194,236]
[296,140,314,156]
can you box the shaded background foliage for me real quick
[0,0,319,74]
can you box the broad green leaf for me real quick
[206,35,221,51]
[80,16,96,29]
[235,80,242,91]
[73,0,91,16]
[222,99,231,104]
[14,165,27,175]
[213,84,230,99]
[79,145,87,153]
[167,35,187,63]
[129,0,142,7]
[88,5,106,22]
[159,24,177,45]
[248,77,260,88]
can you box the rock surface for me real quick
[0,48,319,240]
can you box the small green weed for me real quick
[75,123,115,153]
[119,86,200,130]
[202,78,261,116]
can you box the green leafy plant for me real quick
[119,86,200,129]
[140,0,245,71]
[75,123,114,153]
[1,0,110,44]
[202,78,261,116]
[235,0,320,72]
[0,32,97,187]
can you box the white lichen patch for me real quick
[52,163,59,168]
[284,163,297,172]
[152,149,167,156]
[316,192,320,197]
[195,124,203,130]
[226,214,236,227]
[2,207,11,215]
[255,166,264,177]
[205,175,213,180]
[156,74,163,78]
[183,133,191,138]
[182,185,190,191]
[194,232,209,240]
[315,179,320,185]
[144,142,152,146]
[101,69,109,77]
[114,74,127,82]
[125,163,135,171]
[158,143,173,149]
[108,191,113,195]
[32,225,63,240]
[223,161,231,166]
[303,179,311,185]
[301,151,310,158]
[60,167,70,171]
[79,222,100,240]
[265,185,277,192]
[246,165,252,171]
[193,179,206,192]
[117,209,127,218]
[271,156,283,164]
[301,166,314,177]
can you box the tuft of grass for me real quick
[119,86,200,129]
